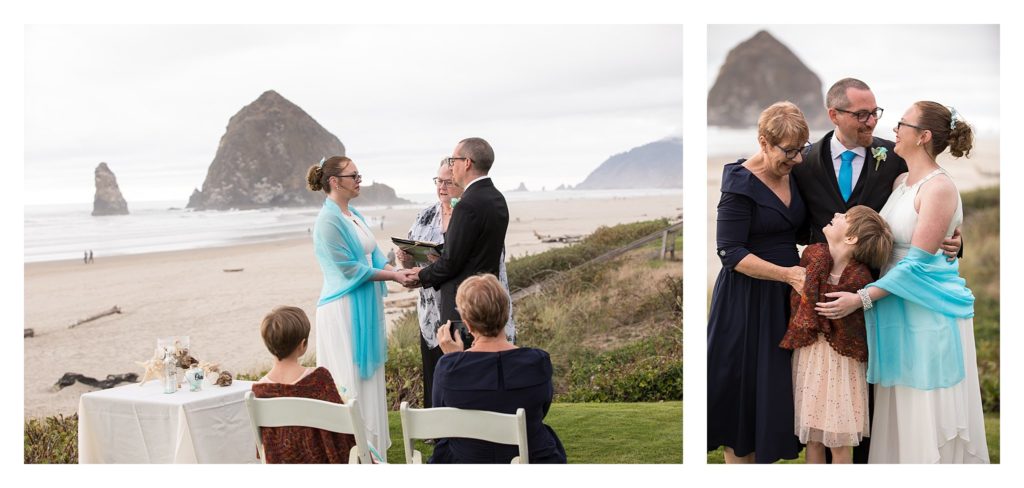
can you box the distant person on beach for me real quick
[251,306,357,463]
[813,102,988,463]
[386,248,396,267]
[88,250,93,263]
[84,251,88,264]
[792,78,962,463]
[396,157,515,408]
[429,274,565,464]
[706,101,808,464]
[408,137,510,331]
[306,155,418,461]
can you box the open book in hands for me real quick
[391,237,443,266]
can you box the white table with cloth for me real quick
[78,379,258,463]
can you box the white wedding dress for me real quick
[316,214,390,462]
[868,168,988,464]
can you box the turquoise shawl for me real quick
[865,246,974,390]
[313,199,388,379]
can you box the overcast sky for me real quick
[708,25,999,134]
[25,25,683,205]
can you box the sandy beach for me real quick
[706,137,1000,285]
[24,194,681,419]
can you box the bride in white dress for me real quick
[817,102,988,463]
[306,156,417,462]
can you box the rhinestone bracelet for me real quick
[858,289,873,311]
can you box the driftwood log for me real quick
[68,305,122,329]
[532,230,582,244]
[53,372,139,391]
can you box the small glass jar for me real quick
[185,366,204,392]
[162,353,177,394]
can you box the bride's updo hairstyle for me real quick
[306,156,352,194]
[915,101,974,159]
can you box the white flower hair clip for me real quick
[949,107,959,130]
[318,157,327,168]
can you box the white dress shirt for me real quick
[462,175,491,192]
[830,134,867,190]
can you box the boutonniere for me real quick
[871,147,888,171]
[450,197,460,208]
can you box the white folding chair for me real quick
[245,391,373,464]
[399,401,529,464]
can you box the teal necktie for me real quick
[839,150,855,201]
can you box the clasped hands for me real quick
[395,267,423,289]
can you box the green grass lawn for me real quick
[386,401,682,464]
[707,412,999,464]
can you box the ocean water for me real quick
[24,188,682,263]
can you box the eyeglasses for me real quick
[433,177,455,187]
[335,173,362,182]
[835,107,884,123]
[444,157,470,168]
[775,142,812,160]
[895,121,928,132]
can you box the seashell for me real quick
[215,371,233,387]
[136,347,169,386]
[176,354,199,369]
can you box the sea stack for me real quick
[92,162,129,216]
[186,90,346,210]
[708,30,829,129]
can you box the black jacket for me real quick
[792,130,907,245]
[418,177,509,324]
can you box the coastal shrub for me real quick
[24,414,78,464]
[515,242,682,400]
[960,186,999,413]
[385,310,424,410]
[559,335,682,403]
[506,219,669,291]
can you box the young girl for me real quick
[779,205,893,463]
[251,306,358,463]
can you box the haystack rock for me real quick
[708,30,829,129]
[511,182,529,192]
[92,162,129,216]
[188,90,375,210]
[575,137,682,190]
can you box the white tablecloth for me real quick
[78,380,258,463]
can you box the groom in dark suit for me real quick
[794,78,961,464]
[415,137,509,325]
[794,78,908,245]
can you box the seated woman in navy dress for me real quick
[706,101,809,464]
[429,274,567,464]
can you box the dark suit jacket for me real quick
[792,130,907,245]
[418,177,509,324]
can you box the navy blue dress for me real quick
[428,347,567,464]
[707,160,806,463]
